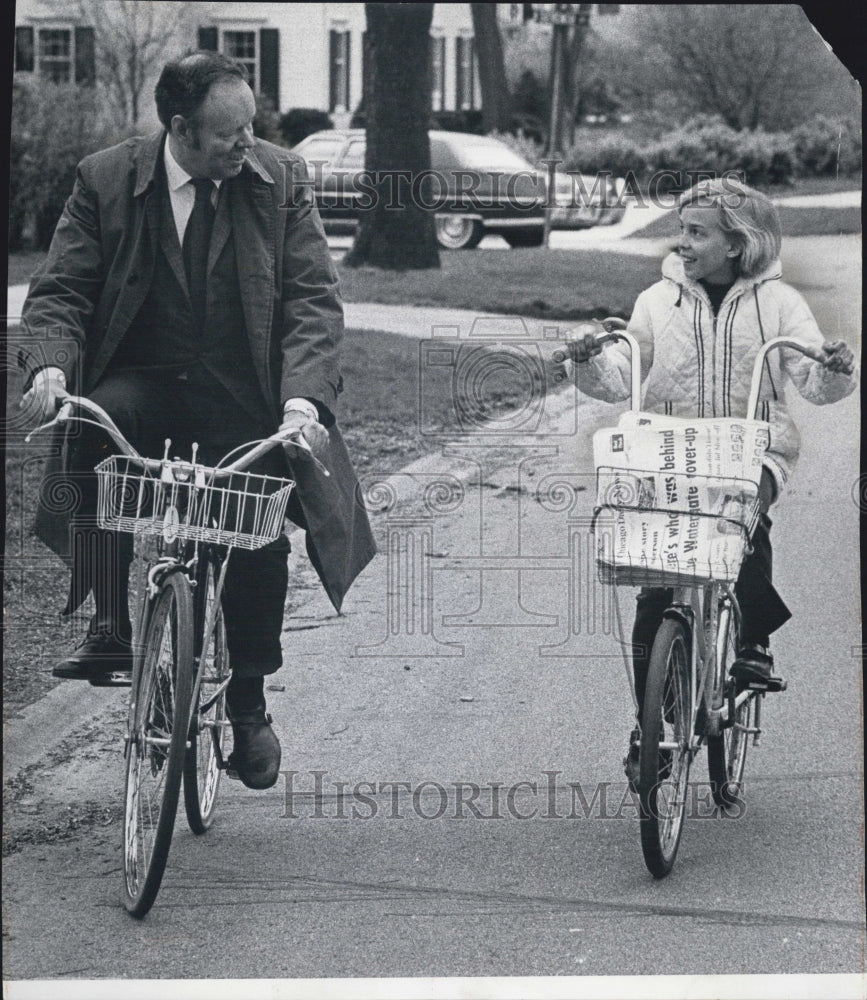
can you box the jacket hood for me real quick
[660,251,783,300]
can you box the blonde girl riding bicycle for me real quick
[566,178,856,785]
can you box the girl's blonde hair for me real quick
[677,178,782,279]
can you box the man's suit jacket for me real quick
[21,131,375,611]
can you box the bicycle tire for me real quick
[122,571,195,918]
[184,554,230,834]
[706,601,752,807]
[639,617,693,878]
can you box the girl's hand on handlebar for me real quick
[601,317,628,334]
[19,367,68,422]
[565,330,604,364]
[820,340,855,375]
[278,408,329,458]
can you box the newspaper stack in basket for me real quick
[593,413,770,583]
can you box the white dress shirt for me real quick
[163,138,221,246]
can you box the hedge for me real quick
[562,114,860,190]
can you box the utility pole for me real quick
[543,4,574,247]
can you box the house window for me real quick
[455,36,475,111]
[38,27,74,83]
[222,29,257,91]
[430,36,445,112]
[329,29,351,112]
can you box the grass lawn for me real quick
[5,327,545,711]
[337,249,661,319]
[9,246,658,320]
[630,204,861,239]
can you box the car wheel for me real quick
[504,229,546,248]
[435,215,484,250]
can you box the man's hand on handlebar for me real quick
[279,407,329,459]
[820,340,855,375]
[19,366,68,422]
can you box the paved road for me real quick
[3,234,862,996]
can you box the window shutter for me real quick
[455,37,464,111]
[198,27,218,51]
[15,26,34,73]
[361,30,369,108]
[345,33,351,109]
[74,26,96,86]
[329,30,338,111]
[428,35,434,106]
[469,38,476,110]
[259,27,279,106]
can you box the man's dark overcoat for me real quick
[20,131,375,611]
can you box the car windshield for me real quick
[297,136,344,163]
[341,139,366,168]
[446,142,534,172]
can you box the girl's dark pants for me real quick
[630,468,791,720]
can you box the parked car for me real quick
[292,129,623,249]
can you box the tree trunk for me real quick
[344,3,440,271]
[470,2,512,133]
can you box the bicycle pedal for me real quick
[743,675,786,693]
[88,672,133,688]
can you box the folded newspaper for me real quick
[592,414,769,581]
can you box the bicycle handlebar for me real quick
[24,393,330,478]
[563,329,847,420]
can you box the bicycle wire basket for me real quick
[95,455,295,550]
[592,467,763,587]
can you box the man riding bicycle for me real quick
[19,51,375,791]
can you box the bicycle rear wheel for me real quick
[123,571,194,917]
[639,617,693,878]
[707,600,752,807]
[184,553,230,834]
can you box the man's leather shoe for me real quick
[226,710,282,790]
[53,632,133,681]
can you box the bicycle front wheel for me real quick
[123,571,195,918]
[184,554,230,834]
[639,618,693,878]
[707,601,752,807]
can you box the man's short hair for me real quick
[155,51,249,130]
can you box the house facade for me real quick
[13,1,484,129]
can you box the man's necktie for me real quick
[182,178,216,327]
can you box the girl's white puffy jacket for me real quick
[576,252,857,494]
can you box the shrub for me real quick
[733,130,797,187]
[564,115,802,192]
[791,115,862,176]
[10,75,132,251]
[253,94,283,145]
[279,108,334,148]
[564,132,651,179]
